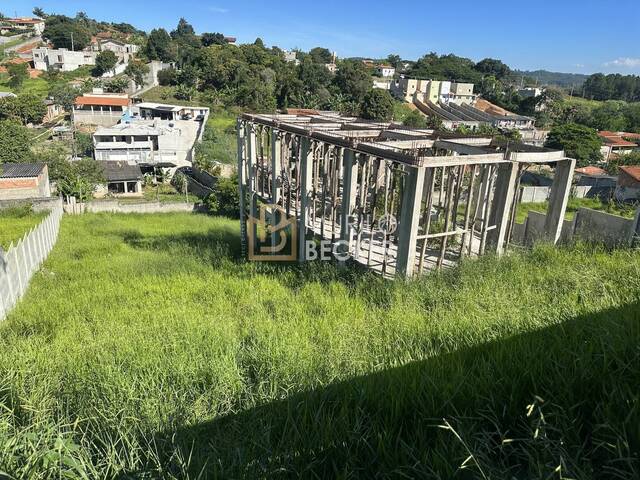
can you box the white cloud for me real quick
[208,6,229,13]
[574,63,585,68]
[605,57,640,68]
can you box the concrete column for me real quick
[396,166,426,277]
[339,149,357,243]
[544,158,576,244]
[236,120,247,258]
[487,161,519,255]
[298,137,313,262]
[270,128,282,205]
[247,124,258,232]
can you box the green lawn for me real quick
[516,197,638,223]
[0,74,50,97]
[0,212,638,478]
[0,206,45,249]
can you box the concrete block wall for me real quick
[513,207,639,248]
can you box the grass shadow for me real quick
[120,301,640,478]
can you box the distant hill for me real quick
[514,70,589,88]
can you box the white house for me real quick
[2,17,45,35]
[375,65,396,78]
[32,47,97,72]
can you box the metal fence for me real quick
[0,200,63,321]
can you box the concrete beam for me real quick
[544,158,576,243]
[487,162,519,255]
[396,166,426,277]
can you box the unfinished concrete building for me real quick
[237,112,575,277]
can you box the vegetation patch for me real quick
[0,205,45,249]
[0,213,638,478]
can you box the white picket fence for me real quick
[0,200,64,321]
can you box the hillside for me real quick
[515,69,589,87]
[0,213,638,478]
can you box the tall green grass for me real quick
[0,206,45,249]
[0,212,638,478]
[516,197,638,223]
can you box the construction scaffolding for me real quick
[237,111,576,277]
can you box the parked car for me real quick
[195,114,205,122]
[182,113,193,120]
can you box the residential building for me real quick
[224,36,237,45]
[283,50,300,66]
[2,17,45,35]
[73,92,131,127]
[95,161,144,197]
[372,79,391,90]
[391,78,477,104]
[0,92,17,99]
[135,102,210,123]
[616,166,640,202]
[43,99,64,123]
[518,87,544,99]
[92,117,203,169]
[33,47,97,72]
[0,163,50,200]
[375,65,396,77]
[92,39,139,63]
[598,131,639,161]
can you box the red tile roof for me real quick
[575,166,607,176]
[620,166,640,183]
[598,131,639,147]
[6,18,43,24]
[75,96,130,107]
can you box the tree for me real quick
[7,63,29,90]
[124,60,150,87]
[359,90,394,121]
[158,68,178,86]
[309,47,333,64]
[145,28,176,62]
[334,60,372,102]
[545,123,603,167]
[94,50,118,77]
[475,58,511,79]
[56,159,105,201]
[104,76,129,93]
[33,7,47,18]
[201,32,226,47]
[177,65,199,88]
[205,175,241,218]
[171,18,195,40]
[606,151,640,175]
[42,19,91,50]
[0,94,47,125]
[402,109,429,128]
[175,84,196,101]
[0,121,33,163]
[387,54,402,70]
[49,83,81,111]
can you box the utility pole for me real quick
[71,32,74,51]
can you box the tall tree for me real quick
[124,60,150,87]
[334,60,372,102]
[145,28,176,62]
[0,121,33,163]
[545,123,603,167]
[201,32,226,47]
[7,63,29,90]
[93,51,118,77]
[0,94,47,125]
[359,90,394,121]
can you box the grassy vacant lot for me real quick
[516,197,638,223]
[0,206,45,249]
[0,213,638,478]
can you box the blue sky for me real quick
[4,0,640,75]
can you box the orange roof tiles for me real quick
[75,96,130,107]
[620,166,640,182]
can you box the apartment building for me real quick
[391,78,477,105]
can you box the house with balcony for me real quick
[73,93,131,127]
[92,118,201,169]
[2,17,45,35]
